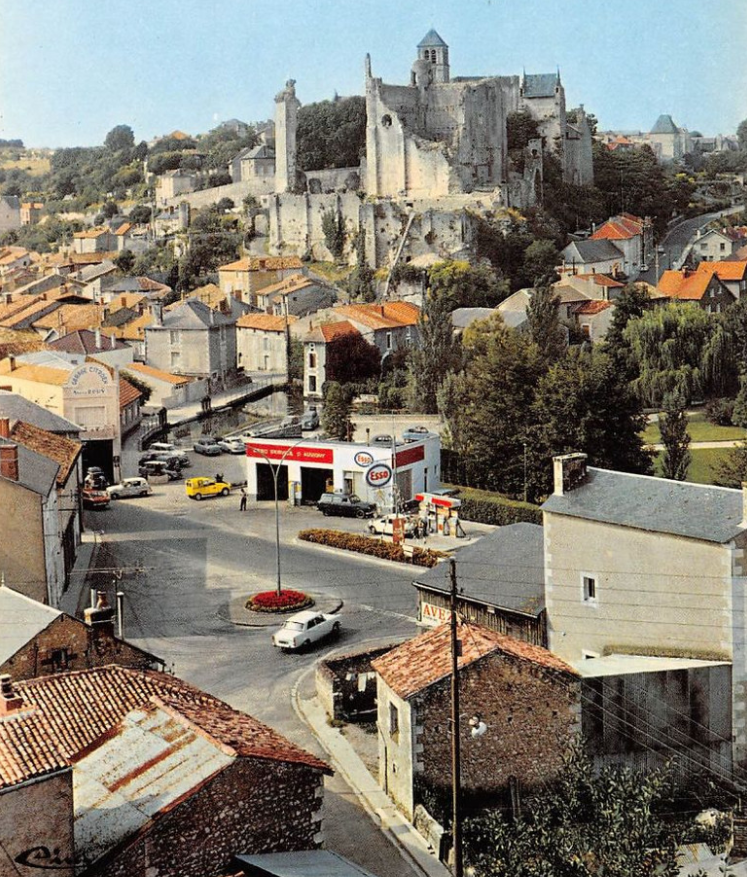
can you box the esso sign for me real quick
[366,463,393,488]
[354,451,374,468]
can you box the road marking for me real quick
[359,604,418,623]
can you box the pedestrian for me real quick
[239,487,247,512]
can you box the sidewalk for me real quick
[292,672,451,877]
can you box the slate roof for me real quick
[414,523,545,617]
[450,307,497,329]
[372,621,577,700]
[0,391,80,435]
[542,466,745,544]
[0,435,59,496]
[11,666,330,772]
[49,329,128,355]
[284,286,338,318]
[418,29,448,48]
[0,586,61,667]
[651,114,680,134]
[157,299,233,329]
[236,850,379,877]
[523,73,559,98]
[562,239,624,263]
[10,420,80,487]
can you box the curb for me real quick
[291,667,451,877]
[222,593,344,628]
[291,537,449,573]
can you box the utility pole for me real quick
[450,557,463,877]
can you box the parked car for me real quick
[272,610,341,651]
[139,452,188,470]
[193,436,223,456]
[402,425,431,442]
[300,410,319,431]
[185,476,231,500]
[84,466,108,489]
[217,436,246,454]
[149,442,190,462]
[317,493,376,518]
[82,488,110,510]
[138,460,182,480]
[368,514,416,537]
[107,477,152,499]
[371,434,394,445]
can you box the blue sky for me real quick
[1,0,745,148]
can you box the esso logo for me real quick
[366,463,393,488]
[354,451,374,468]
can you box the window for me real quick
[582,574,597,602]
[720,243,726,251]
[386,331,392,350]
[171,351,181,370]
[389,702,399,739]
[169,330,179,345]
[308,375,317,393]
[51,648,70,672]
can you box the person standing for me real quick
[239,487,247,512]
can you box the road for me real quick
[85,448,428,876]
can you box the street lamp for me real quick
[245,436,312,596]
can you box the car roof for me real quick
[287,610,322,622]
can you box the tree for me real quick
[659,393,691,481]
[523,239,559,287]
[296,96,366,171]
[428,260,509,310]
[113,249,135,274]
[738,118,747,152]
[321,208,345,261]
[321,382,354,440]
[409,294,460,414]
[128,204,152,224]
[101,199,119,219]
[527,286,566,365]
[104,124,135,153]
[324,331,381,384]
[714,441,747,488]
[288,338,304,383]
[120,370,152,403]
[464,742,711,877]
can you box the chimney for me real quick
[95,328,102,349]
[7,355,15,372]
[0,443,19,481]
[553,452,588,496]
[84,591,116,639]
[0,675,24,716]
[0,418,9,438]
[152,303,163,326]
[120,295,127,307]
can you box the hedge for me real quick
[448,486,542,527]
[298,529,446,568]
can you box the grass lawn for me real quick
[643,410,746,445]
[652,447,732,484]
[0,156,50,176]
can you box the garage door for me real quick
[256,463,288,501]
[301,467,334,504]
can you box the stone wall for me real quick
[304,167,360,194]
[0,613,162,681]
[95,758,325,877]
[316,645,394,722]
[163,180,255,211]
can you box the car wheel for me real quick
[220,488,229,496]
[322,509,330,516]
[333,621,341,635]
[140,491,148,497]
[355,508,365,519]
[194,493,203,501]
[303,639,311,651]
[110,493,120,500]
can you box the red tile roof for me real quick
[590,214,645,242]
[336,301,420,330]
[118,377,142,409]
[575,273,625,288]
[9,666,329,776]
[372,621,577,700]
[236,313,297,331]
[697,260,747,282]
[0,708,68,789]
[571,300,614,315]
[320,320,359,342]
[657,269,718,301]
[10,420,81,486]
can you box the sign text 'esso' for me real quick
[365,463,393,487]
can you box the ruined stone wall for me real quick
[95,758,325,877]
[164,180,254,211]
[304,167,361,193]
[267,192,364,263]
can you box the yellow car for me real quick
[185,476,231,501]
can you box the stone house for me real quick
[144,300,237,383]
[587,213,653,279]
[302,320,360,397]
[698,259,747,299]
[333,301,420,357]
[656,266,735,314]
[542,453,747,768]
[72,227,114,254]
[559,238,627,277]
[0,245,31,275]
[236,312,297,374]
[49,329,134,368]
[118,373,143,436]
[255,273,337,318]
[0,666,331,877]
[648,114,692,162]
[155,169,198,205]
[567,299,615,342]
[218,256,304,304]
[121,361,206,409]
[693,228,744,263]
[0,586,164,680]
[229,142,276,193]
[371,622,580,820]
[20,201,44,225]
[0,196,21,233]
[412,523,547,646]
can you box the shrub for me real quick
[451,487,542,526]
[704,397,734,426]
[298,529,445,567]
[246,589,313,612]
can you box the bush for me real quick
[298,529,445,567]
[451,487,542,526]
[246,589,312,612]
[704,397,734,426]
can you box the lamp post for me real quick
[449,557,463,877]
[245,436,311,596]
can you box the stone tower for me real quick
[416,29,449,84]
[274,79,301,192]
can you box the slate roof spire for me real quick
[418,28,448,48]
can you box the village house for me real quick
[302,321,361,398]
[72,227,114,254]
[20,201,44,225]
[236,312,297,374]
[559,238,626,277]
[647,114,692,162]
[0,586,163,680]
[121,361,206,409]
[0,196,21,233]
[218,256,304,304]
[656,265,735,313]
[698,259,747,299]
[693,227,746,263]
[155,168,198,205]
[567,299,615,342]
[0,665,331,877]
[49,328,134,368]
[0,245,31,276]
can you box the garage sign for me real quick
[354,451,374,468]
[365,462,393,488]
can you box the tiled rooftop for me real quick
[10,420,81,486]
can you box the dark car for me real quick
[317,493,376,519]
[138,460,182,480]
[139,452,188,469]
[84,466,108,489]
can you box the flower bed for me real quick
[298,529,446,568]
[246,589,313,613]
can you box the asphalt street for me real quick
[83,447,430,877]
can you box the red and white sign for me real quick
[415,492,461,509]
[245,442,334,465]
[421,601,452,626]
[395,444,425,468]
[354,451,374,468]
[365,462,393,488]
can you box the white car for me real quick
[106,477,152,499]
[368,514,415,537]
[217,436,246,454]
[272,610,341,651]
[149,442,190,463]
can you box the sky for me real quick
[1,0,746,148]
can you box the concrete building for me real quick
[144,300,237,384]
[236,313,296,374]
[0,666,331,877]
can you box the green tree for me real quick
[527,286,566,365]
[659,393,691,481]
[428,260,509,310]
[325,331,381,384]
[321,381,354,441]
[409,294,460,414]
[464,742,700,877]
[113,249,135,274]
[715,441,747,488]
[296,96,366,171]
[120,370,152,403]
[288,338,304,383]
[104,124,135,153]
[523,238,559,286]
[321,207,345,261]
[128,204,152,224]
